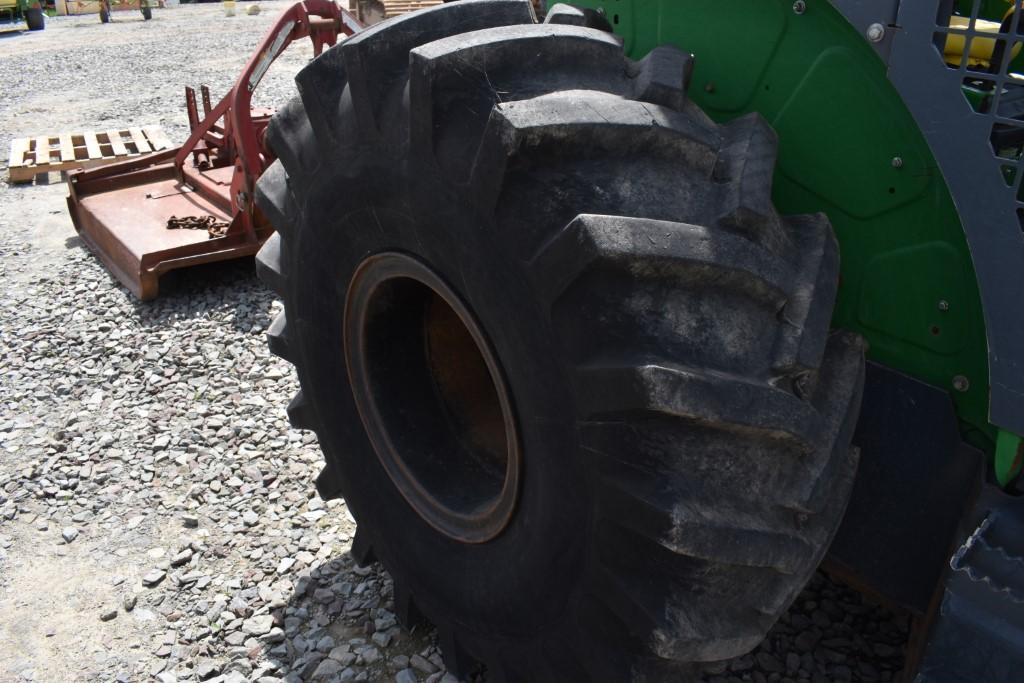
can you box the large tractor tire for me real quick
[255,0,865,679]
[24,7,44,30]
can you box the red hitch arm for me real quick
[173,1,362,239]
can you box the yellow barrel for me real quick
[945,15,1023,69]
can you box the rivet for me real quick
[891,156,904,168]
[793,1,806,14]
[938,300,950,311]
[867,22,886,43]
[953,375,970,392]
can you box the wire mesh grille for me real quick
[934,0,1024,228]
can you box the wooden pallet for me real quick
[383,1,443,17]
[379,0,541,18]
[7,125,173,183]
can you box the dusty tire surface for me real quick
[256,0,866,680]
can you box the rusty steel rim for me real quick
[343,252,521,544]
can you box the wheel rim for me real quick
[344,252,521,543]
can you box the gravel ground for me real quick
[0,5,911,682]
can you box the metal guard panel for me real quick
[887,1,1024,434]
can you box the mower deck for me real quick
[68,160,264,300]
[64,0,358,300]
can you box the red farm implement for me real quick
[66,1,362,299]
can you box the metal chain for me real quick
[166,215,230,239]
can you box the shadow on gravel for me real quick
[265,548,445,683]
[701,571,911,683]
[126,256,276,333]
[150,257,260,301]
[261,553,910,683]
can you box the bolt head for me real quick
[792,0,806,14]
[938,300,950,311]
[891,156,904,169]
[867,22,886,43]
[953,375,970,392]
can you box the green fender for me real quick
[567,0,1018,479]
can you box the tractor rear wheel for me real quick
[256,1,865,679]
[24,7,44,30]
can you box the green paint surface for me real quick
[574,0,995,451]
[995,430,1023,485]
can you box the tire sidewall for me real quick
[288,167,592,637]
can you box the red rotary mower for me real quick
[66,1,362,299]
